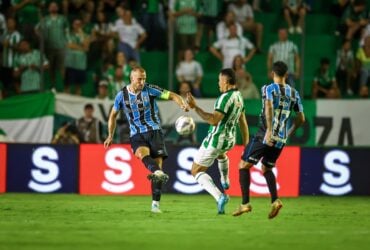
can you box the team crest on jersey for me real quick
[143,95,149,103]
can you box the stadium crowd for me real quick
[0,0,369,100]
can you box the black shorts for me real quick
[241,137,283,168]
[130,130,168,159]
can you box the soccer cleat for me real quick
[147,170,169,184]
[217,194,229,214]
[151,204,162,213]
[232,203,252,217]
[268,199,283,219]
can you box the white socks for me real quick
[152,200,159,206]
[195,172,222,201]
[218,158,229,186]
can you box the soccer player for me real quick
[187,68,249,214]
[104,66,189,213]
[232,61,305,219]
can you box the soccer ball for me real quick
[175,115,195,135]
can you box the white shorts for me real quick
[193,144,228,167]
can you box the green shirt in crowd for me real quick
[14,49,48,92]
[36,14,68,50]
[65,30,88,70]
[314,69,336,89]
[175,0,200,35]
[11,0,44,25]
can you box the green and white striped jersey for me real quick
[268,40,299,73]
[2,30,21,68]
[175,0,200,35]
[202,89,244,151]
[14,49,48,92]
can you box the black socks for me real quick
[239,168,250,204]
[263,170,278,203]
[142,155,160,173]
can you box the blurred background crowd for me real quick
[0,0,370,102]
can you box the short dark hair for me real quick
[272,61,288,77]
[84,103,93,110]
[220,68,236,85]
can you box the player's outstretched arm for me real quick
[287,112,305,138]
[169,91,190,112]
[104,108,119,149]
[239,112,249,146]
[187,93,224,126]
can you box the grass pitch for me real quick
[0,194,369,250]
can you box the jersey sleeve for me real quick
[264,84,274,101]
[214,94,227,114]
[113,91,124,111]
[293,90,304,112]
[147,84,170,100]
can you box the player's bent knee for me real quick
[191,163,207,177]
[262,164,274,173]
[239,160,253,169]
[135,147,150,160]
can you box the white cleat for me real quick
[151,204,162,213]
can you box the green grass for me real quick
[0,194,369,250]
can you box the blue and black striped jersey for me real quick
[257,82,304,149]
[113,84,169,137]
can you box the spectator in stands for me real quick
[92,10,115,62]
[108,67,127,99]
[336,39,355,96]
[359,22,370,47]
[64,18,90,95]
[51,121,80,144]
[210,23,256,69]
[339,0,367,41]
[216,11,243,41]
[113,9,147,64]
[267,28,300,87]
[283,0,307,34]
[36,1,68,91]
[331,0,351,19]
[0,12,5,42]
[171,0,200,58]
[178,80,193,99]
[312,58,340,99]
[76,103,103,143]
[96,0,120,17]
[81,11,94,35]
[103,51,131,87]
[228,0,264,52]
[232,55,260,99]
[1,17,21,97]
[176,48,203,97]
[356,35,370,98]
[95,79,110,101]
[62,0,95,22]
[195,0,222,50]
[138,0,167,50]
[11,0,42,42]
[14,39,49,94]
[251,0,272,12]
